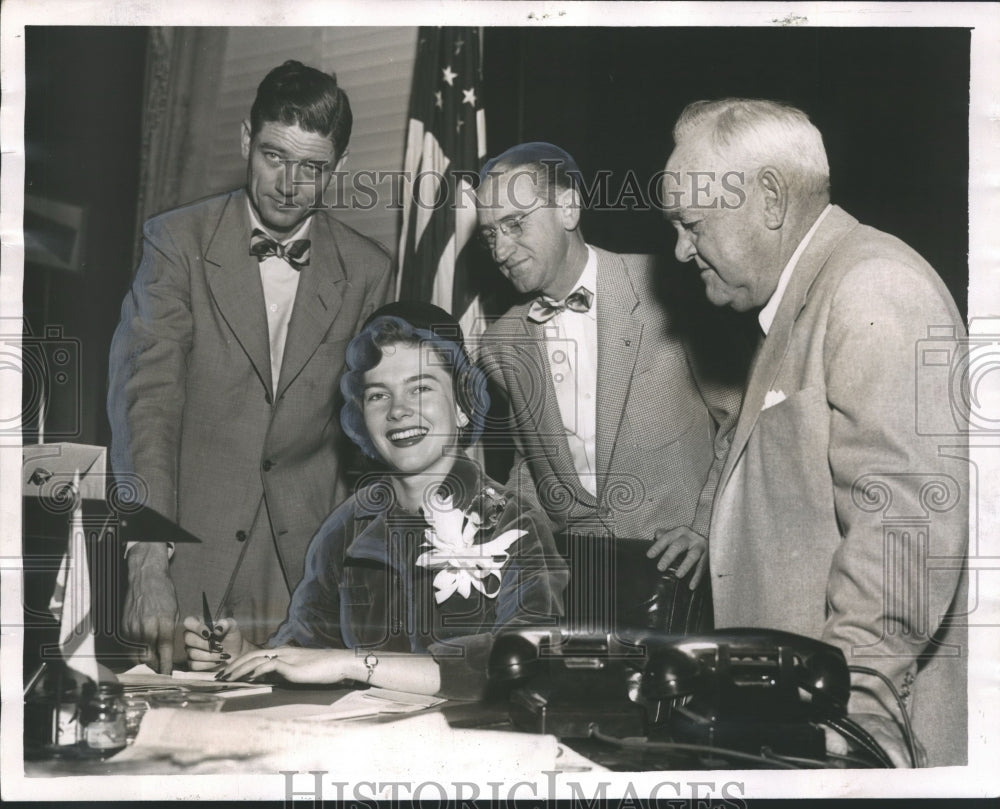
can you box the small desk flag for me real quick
[46,470,99,685]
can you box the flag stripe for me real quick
[397,26,487,336]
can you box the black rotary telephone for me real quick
[488,627,850,759]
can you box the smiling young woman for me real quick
[181,302,568,699]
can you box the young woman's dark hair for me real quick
[340,303,489,460]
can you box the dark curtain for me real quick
[133,28,229,265]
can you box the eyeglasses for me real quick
[477,205,543,250]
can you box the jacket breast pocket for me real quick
[299,337,350,394]
[756,385,827,432]
[313,336,349,362]
[751,385,833,514]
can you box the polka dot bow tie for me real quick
[249,228,311,271]
[526,286,594,324]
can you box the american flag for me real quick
[397,27,487,337]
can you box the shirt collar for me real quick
[246,198,313,244]
[578,245,598,301]
[758,204,832,335]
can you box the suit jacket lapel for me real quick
[276,211,347,398]
[203,190,273,394]
[720,206,859,491]
[594,248,642,485]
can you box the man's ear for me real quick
[758,166,787,230]
[558,186,582,232]
[240,120,252,160]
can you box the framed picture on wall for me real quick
[23,193,87,273]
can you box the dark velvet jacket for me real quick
[268,456,568,699]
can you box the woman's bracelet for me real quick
[363,650,378,685]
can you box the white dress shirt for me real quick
[758,204,832,336]
[543,246,598,496]
[248,202,311,393]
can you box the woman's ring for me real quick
[264,654,276,661]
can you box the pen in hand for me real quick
[202,592,223,654]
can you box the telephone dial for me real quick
[488,627,850,760]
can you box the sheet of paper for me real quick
[555,742,609,773]
[122,663,221,681]
[115,709,566,781]
[118,663,272,698]
[233,687,445,721]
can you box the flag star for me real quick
[434,90,443,109]
[454,38,464,55]
[462,87,477,107]
[456,119,465,133]
[442,65,457,86]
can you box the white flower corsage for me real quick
[416,490,526,604]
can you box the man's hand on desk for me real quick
[123,543,178,674]
[647,526,708,589]
[183,616,256,669]
[823,712,926,768]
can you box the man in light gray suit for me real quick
[476,143,741,621]
[108,61,391,672]
[663,98,968,766]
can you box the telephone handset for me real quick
[488,627,850,756]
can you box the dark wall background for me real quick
[23,26,147,448]
[22,27,147,673]
[484,27,970,321]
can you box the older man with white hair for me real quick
[662,98,968,767]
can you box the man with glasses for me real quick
[476,142,741,626]
[108,61,391,672]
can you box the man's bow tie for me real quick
[249,228,311,271]
[526,286,594,324]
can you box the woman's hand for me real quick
[218,646,362,685]
[646,526,708,589]
[182,615,254,670]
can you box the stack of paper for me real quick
[118,664,273,698]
